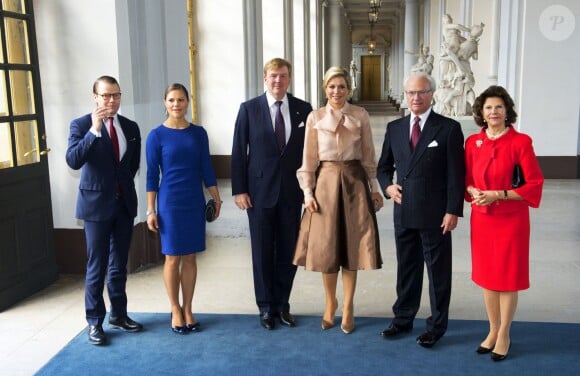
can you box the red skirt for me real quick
[470,207,530,291]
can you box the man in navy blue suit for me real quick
[231,58,312,330]
[66,76,143,345]
[377,73,465,348]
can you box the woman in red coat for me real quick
[465,86,543,362]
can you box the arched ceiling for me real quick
[338,0,401,45]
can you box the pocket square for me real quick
[298,122,305,128]
[427,140,438,147]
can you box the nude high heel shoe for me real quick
[341,304,355,334]
[321,298,338,330]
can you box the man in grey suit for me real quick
[377,73,465,348]
[231,58,312,330]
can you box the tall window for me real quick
[0,0,41,169]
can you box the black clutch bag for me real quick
[205,199,217,222]
[512,164,525,188]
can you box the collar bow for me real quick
[314,103,361,133]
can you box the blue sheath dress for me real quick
[146,124,217,255]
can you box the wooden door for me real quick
[360,55,381,101]
[0,0,58,311]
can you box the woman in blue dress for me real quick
[146,83,222,334]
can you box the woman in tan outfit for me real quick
[293,67,383,334]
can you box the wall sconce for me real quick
[369,0,381,12]
[368,10,378,23]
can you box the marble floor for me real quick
[1,115,578,374]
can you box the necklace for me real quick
[485,127,508,140]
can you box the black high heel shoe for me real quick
[491,343,511,362]
[171,312,187,334]
[186,322,201,332]
[476,344,495,354]
[184,310,201,332]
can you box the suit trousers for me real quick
[247,201,301,314]
[392,225,452,335]
[83,198,134,325]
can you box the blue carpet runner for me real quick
[37,313,580,375]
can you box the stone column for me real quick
[395,10,405,103]
[391,20,402,103]
[324,0,345,69]
[488,0,500,85]
[403,0,420,79]
[283,0,294,73]
[243,0,263,99]
[384,50,390,97]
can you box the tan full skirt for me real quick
[293,160,382,273]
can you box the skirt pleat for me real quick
[293,160,382,273]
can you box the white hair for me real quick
[404,73,437,91]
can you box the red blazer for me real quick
[465,127,543,214]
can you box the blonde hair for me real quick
[322,66,352,95]
[263,58,292,77]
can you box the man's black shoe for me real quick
[416,331,444,348]
[109,316,144,332]
[259,313,275,330]
[278,312,296,327]
[380,324,412,338]
[88,325,106,345]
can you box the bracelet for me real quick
[146,210,156,216]
[503,190,508,200]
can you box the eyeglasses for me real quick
[405,90,432,97]
[96,92,122,100]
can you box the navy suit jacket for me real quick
[377,110,465,229]
[231,93,312,208]
[66,113,141,221]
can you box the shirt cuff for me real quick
[90,127,101,137]
[369,178,380,193]
[303,188,314,203]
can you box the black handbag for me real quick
[205,199,217,222]
[512,164,525,188]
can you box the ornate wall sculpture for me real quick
[350,60,358,90]
[434,14,485,117]
[411,45,434,76]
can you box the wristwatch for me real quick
[146,210,156,216]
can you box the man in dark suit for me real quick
[66,76,143,345]
[231,58,312,330]
[377,72,465,348]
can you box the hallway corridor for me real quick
[1,114,578,375]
